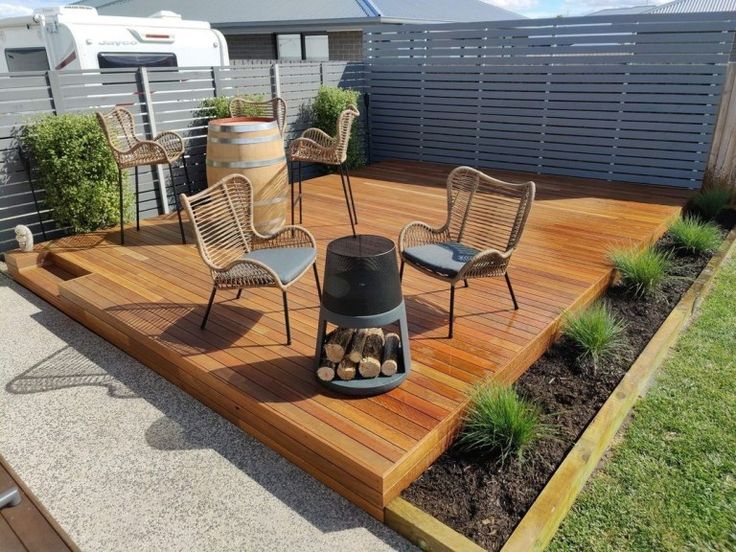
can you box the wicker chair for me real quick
[180,174,320,343]
[229,96,287,135]
[288,105,360,236]
[398,166,535,338]
[97,107,192,245]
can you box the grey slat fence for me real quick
[0,60,366,252]
[364,12,736,188]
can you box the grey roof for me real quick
[590,0,736,15]
[588,5,655,15]
[77,0,523,28]
[648,0,736,12]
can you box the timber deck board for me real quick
[5,160,690,520]
[0,456,77,552]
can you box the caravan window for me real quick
[5,48,50,72]
[97,52,177,69]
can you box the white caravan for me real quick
[0,5,229,72]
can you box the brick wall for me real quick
[328,31,363,61]
[226,31,363,61]
[226,34,276,60]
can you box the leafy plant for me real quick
[197,93,266,120]
[608,245,670,296]
[563,301,625,370]
[21,113,130,233]
[668,216,722,254]
[458,384,550,465]
[690,186,733,220]
[312,85,365,169]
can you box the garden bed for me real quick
[401,210,736,552]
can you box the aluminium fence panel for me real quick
[0,61,366,252]
[365,13,736,188]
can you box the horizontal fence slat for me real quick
[365,13,736,188]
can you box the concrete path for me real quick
[0,266,413,552]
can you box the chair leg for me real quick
[282,291,292,345]
[182,155,193,195]
[289,160,296,226]
[201,286,217,330]
[169,163,187,245]
[448,284,456,339]
[298,161,303,224]
[400,259,405,281]
[343,163,358,225]
[338,164,355,225]
[118,168,125,246]
[236,288,242,300]
[338,164,357,236]
[135,166,140,231]
[312,263,322,299]
[505,272,519,310]
[464,279,469,288]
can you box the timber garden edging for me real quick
[384,227,736,552]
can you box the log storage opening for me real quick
[317,327,403,382]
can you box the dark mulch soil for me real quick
[402,211,735,551]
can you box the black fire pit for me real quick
[315,234,411,395]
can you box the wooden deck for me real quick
[5,160,690,520]
[0,455,78,552]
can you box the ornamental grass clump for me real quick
[563,301,625,371]
[458,384,549,465]
[668,216,722,254]
[608,245,670,296]
[691,186,733,220]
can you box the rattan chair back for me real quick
[446,166,535,253]
[229,97,287,134]
[334,105,359,163]
[97,108,138,158]
[180,174,254,272]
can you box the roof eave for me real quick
[213,14,522,35]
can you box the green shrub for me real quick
[312,85,365,169]
[691,187,733,220]
[21,113,129,233]
[197,93,266,120]
[608,245,670,296]
[563,301,625,369]
[458,384,549,464]
[668,216,722,254]
[198,96,230,119]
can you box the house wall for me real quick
[328,31,363,61]
[226,34,277,60]
[226,31,363,61]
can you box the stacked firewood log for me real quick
[317,327,401,382]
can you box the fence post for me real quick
[272,63,281,98]
[212,66,222,97]
[137,67,170,215]
[46,70,65,114]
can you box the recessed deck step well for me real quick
[4,160,690,520]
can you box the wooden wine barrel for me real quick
[206,117,287,234]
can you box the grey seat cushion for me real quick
[403,241,479,278]
[245,247,316,284]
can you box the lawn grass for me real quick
[549,256,736,552]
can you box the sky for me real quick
[1,0,671,20]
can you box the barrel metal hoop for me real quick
[208,134,282,145]
[206,156,286,169]
[209,120,278,132]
